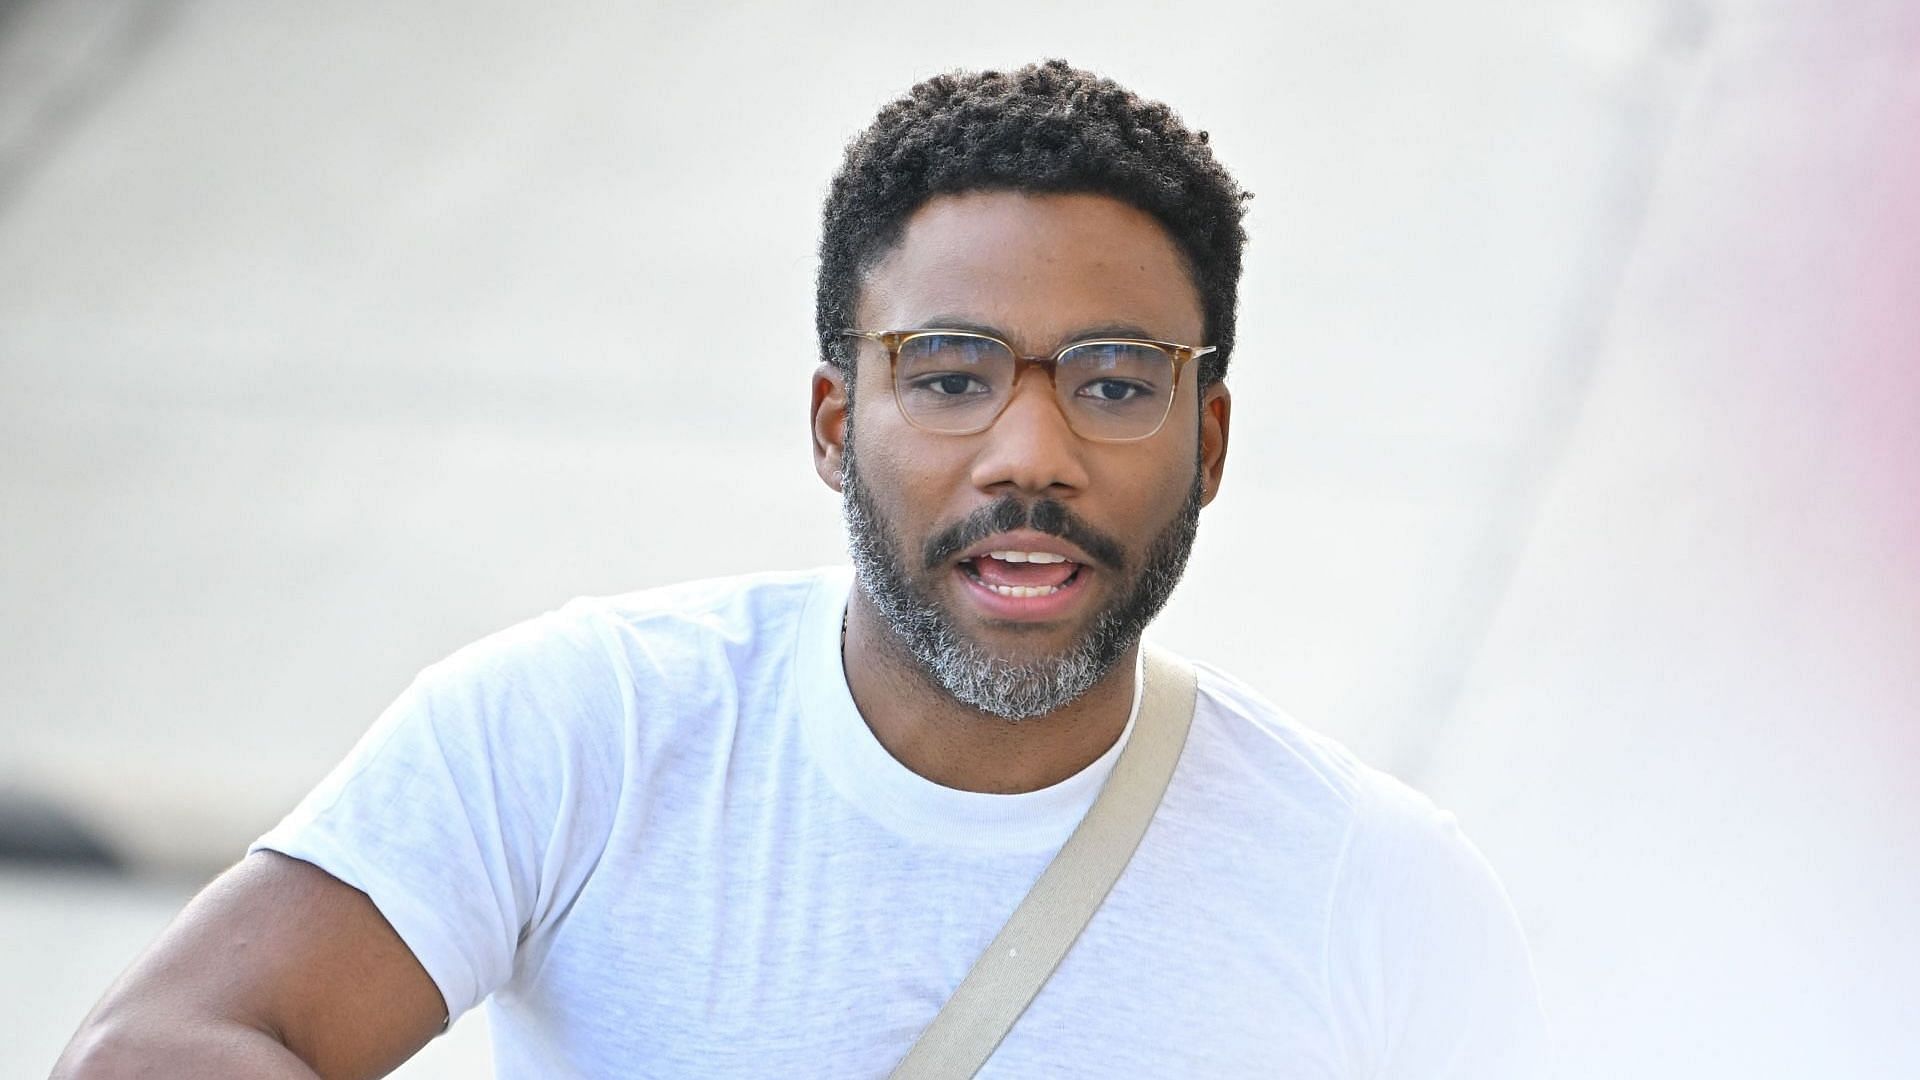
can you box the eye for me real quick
[910,372,992,396]
[1077,378,1153,402]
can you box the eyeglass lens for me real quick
[893,334,1176,440]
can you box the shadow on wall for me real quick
[0,787,122,871]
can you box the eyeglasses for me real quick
[841,329,1214,443]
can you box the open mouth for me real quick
[957,550,1087,598]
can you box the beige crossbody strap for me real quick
[887,644,1199,1080]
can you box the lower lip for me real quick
[953,564,1094,622]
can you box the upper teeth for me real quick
[985,550,1068,564]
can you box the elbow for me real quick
[52,1015,153,1079]
[52,1011,317,1080]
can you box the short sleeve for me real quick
[250,601,626,1021]
[1326,774,1548,1078]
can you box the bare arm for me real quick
[53,851,450,1079]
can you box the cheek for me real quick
[1109,425,1202,512]
[1133,462,1198,524]
[849,416,966,523]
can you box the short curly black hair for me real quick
[817,60,1251,389]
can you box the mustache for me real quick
[921,497,1126,572]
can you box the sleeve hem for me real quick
[249,831,485,1022]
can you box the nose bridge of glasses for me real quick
[989,356,1087,451]
[993,352,1071,427]
[1010,351,1063,388]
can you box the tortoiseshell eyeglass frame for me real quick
[840,328,1216,444]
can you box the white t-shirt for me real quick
[254,567,1544,1078]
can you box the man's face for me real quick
[815,191,1231,719]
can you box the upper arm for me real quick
[72,850,449,1079]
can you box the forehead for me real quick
[856,191,1204,348]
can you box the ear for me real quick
[811,363,849,493]
[1199,380,1231,507]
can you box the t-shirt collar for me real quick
[794,566,1140,853]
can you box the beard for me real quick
[840,430,1204,722]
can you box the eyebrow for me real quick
[911,316,1164,345]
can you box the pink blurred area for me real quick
[1423,6,1920,1077]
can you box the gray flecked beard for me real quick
[839,435,1203,722]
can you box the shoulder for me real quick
[579,566,840,689]
[1175,660,1380,830]
[589,567,835,645]
[398,567,840,756]
[1173,659,1499,899]
[1175,660,1541,1071]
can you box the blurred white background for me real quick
[2,0,1915,1076]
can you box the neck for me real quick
[840,587,1139,794]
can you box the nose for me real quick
[967,369,1092,497]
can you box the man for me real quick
[57,61,1543,1078]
